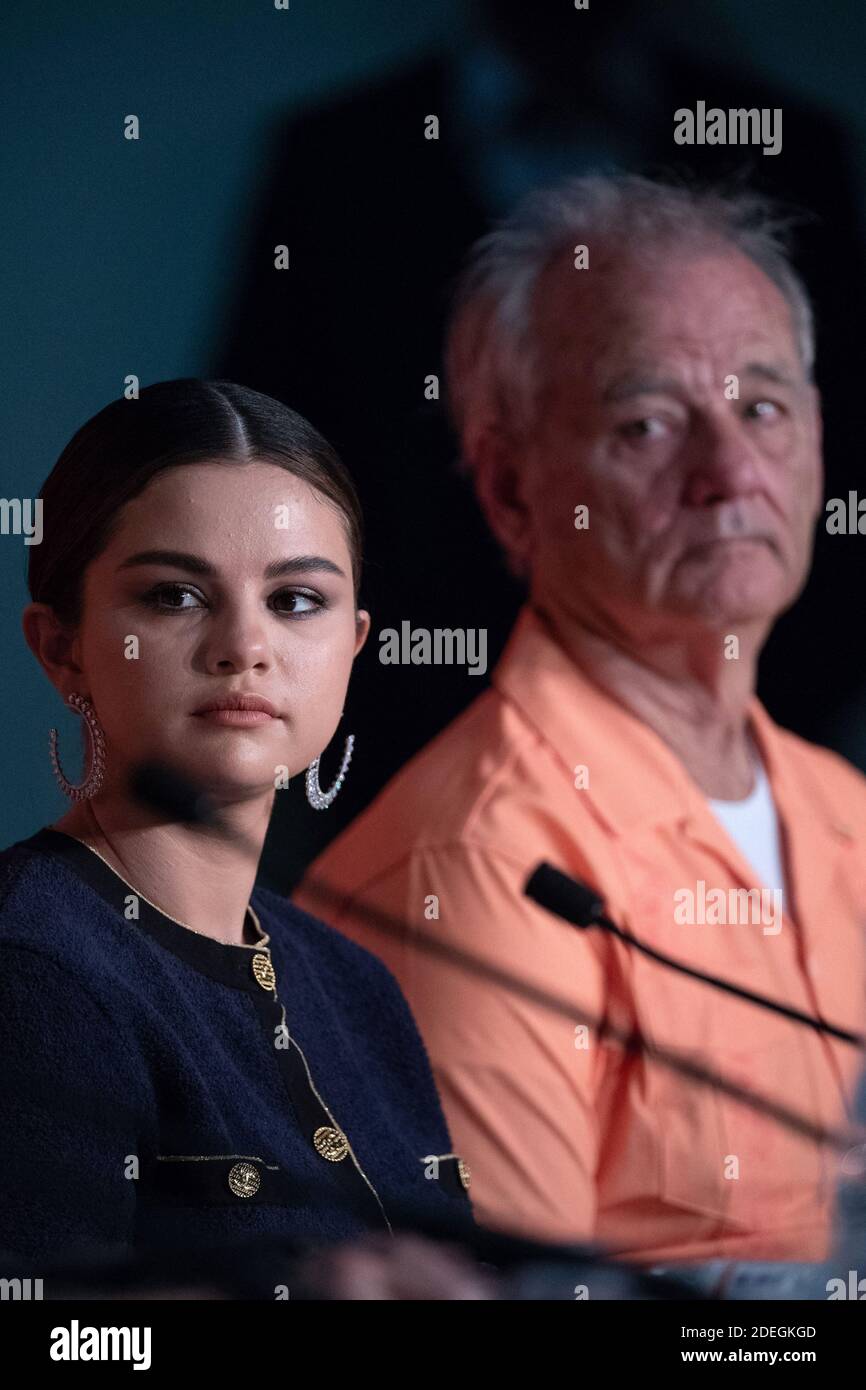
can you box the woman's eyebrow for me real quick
[264,555,346,580]
[116,549,346,580]
[117,549,212,575]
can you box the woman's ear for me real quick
[353,608,372,657]
[21,602,86,700]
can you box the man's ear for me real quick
[470,424,533,578]
[807,381,824,519]
[21,602,86,700]
[353,608,371,658]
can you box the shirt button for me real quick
[841,1143,866,1179]
[313,1125,349,1162]
[228,1161,261,1197]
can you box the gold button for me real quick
[457,1158,471,1192]
[312,1125,349,1162]
[228,1161,261,1197]
[252,952,276,991]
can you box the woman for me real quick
[0,379,490,1299]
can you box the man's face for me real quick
[517,245,823,644]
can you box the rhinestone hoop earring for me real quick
[49,693,107,801]
[305,734,354,810]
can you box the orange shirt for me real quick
[296,604,866,1264]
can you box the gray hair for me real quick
[446,173,816,466]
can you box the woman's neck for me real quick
[52,791,272,946]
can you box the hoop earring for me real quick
[306,734,354,810]
[49,693,107,801]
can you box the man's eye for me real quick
[271,589,323,616]
[142,583,204,611]
[746,399,784,421]
[619,417,667,441]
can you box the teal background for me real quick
[1,0,459,838]
[3,0,866,849]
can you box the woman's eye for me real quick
[140,584,324,616]
[142,583,204,611]
[271,589,323,616]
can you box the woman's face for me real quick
[37,460,369,806]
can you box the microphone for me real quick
[525,861,866,1050]
[124,761,861,1153]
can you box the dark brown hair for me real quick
[28,379,363,626]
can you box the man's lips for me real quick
[681,534,775,558]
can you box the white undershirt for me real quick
[708,743,788,911]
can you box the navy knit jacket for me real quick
[0,828,473,1281]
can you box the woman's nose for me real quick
[202,606,273,673]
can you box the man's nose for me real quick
[203,602,273,673]
[682,416,764,507]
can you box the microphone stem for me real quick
[596,916,865,1048]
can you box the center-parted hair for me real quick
[28,379,364,627]
[445,172,817,469]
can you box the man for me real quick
[217,4,866,893]
[296,175,866,1266]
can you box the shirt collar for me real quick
[490,603,841,840]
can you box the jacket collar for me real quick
[22,827,276,993]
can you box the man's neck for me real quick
[53,790,273,946]
[538,604,766,801]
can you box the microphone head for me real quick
[128,761,222,829]
[524,862,605,928]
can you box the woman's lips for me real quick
[192,693,279,723]
[192,709,276,726]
